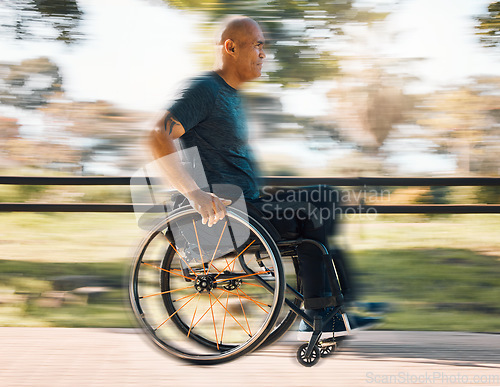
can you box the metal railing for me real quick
[1,176,500,214]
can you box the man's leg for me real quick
[329,246,357,303]
[257,185,342,309]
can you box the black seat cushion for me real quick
[245,201,300,241]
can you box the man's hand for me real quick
[186,189,232,227]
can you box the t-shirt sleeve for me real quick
[168,77,217,132]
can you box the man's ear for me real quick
[224,39,236,56]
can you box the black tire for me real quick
[320,342,336,357]
[259,255,302,348]
[129,206,285,365]
[297,343,320,367]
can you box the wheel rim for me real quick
[129,207,284,363]
[297,343,320,366]
[260,254,302,348]
[320,343,335,357]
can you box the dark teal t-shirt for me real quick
[168,72,260,200]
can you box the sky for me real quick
[386,0,499,90]
[0,0,201,112]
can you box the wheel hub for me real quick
[194,275,217,293]
[222,278,242,291]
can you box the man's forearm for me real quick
[149,128,201,198]
[149,113,230,226]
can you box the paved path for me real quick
[1,328,499,387]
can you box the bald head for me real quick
[216,16,261,46]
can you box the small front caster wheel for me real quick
[296,343,320,367]
[320,342,336,357]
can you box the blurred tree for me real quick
[416,80,500,175]
[476,186,500,204]
[0,117,20,140]
[328,66,415,155]
[0,55,150,173]
[4,137,81,170]
[470,77,500,176]
[476,1,500,48]
[0,0,83,44]
[0,57,63,110]
[0,117,21,169]
[165,0,388,85]
[40,96,152,173]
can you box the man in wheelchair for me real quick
[147,15,378,365]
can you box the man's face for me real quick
[234,23,266,82]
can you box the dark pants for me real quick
[250,185,356,309]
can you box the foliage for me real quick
[0,0,83,44]
[165,0,388,85]
[415,81,500,175]
[0,54,151,173]
[476,186,500,204]
[17,184,48,201]
[415,186,451,205]
[476,2,500,48]
[328,66,415,152]
[0,57,62,110]
[39,96,152,173]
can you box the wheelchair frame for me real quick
[129,205,350,367]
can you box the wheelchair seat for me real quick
[245,201,300,241]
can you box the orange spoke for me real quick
[160,234,198,278]
[223,258,232,280]
[206,221,227,275]
[187,293,202,338]
[241,281,265,289]
[214,270,271,284]
[221,287,270,308]
[141,261,194,282]
[220,292,229,344]
[140,285,192,299]
[172,292,199,302]
[214,240,256,279]
[192,219,206,275]
[237,290,252,336]
[231,251,237,273]
[208,293,219,350]
[155,292,197,330]
[212,293,251,336]
[221,288,269,313]
[210,263,222,274]
[191,292,225,330]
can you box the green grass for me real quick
[0,212,499,330]
[0,212,141,327]
[340,214,500,332]
[350,248,500,332]
[0,212,140,262]
[0,258,134,327]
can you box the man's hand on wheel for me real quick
[187,189,232,227]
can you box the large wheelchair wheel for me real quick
[129,206,285,365]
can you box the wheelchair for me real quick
[129,187,350,367]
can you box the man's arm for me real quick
[149,111,231,227]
